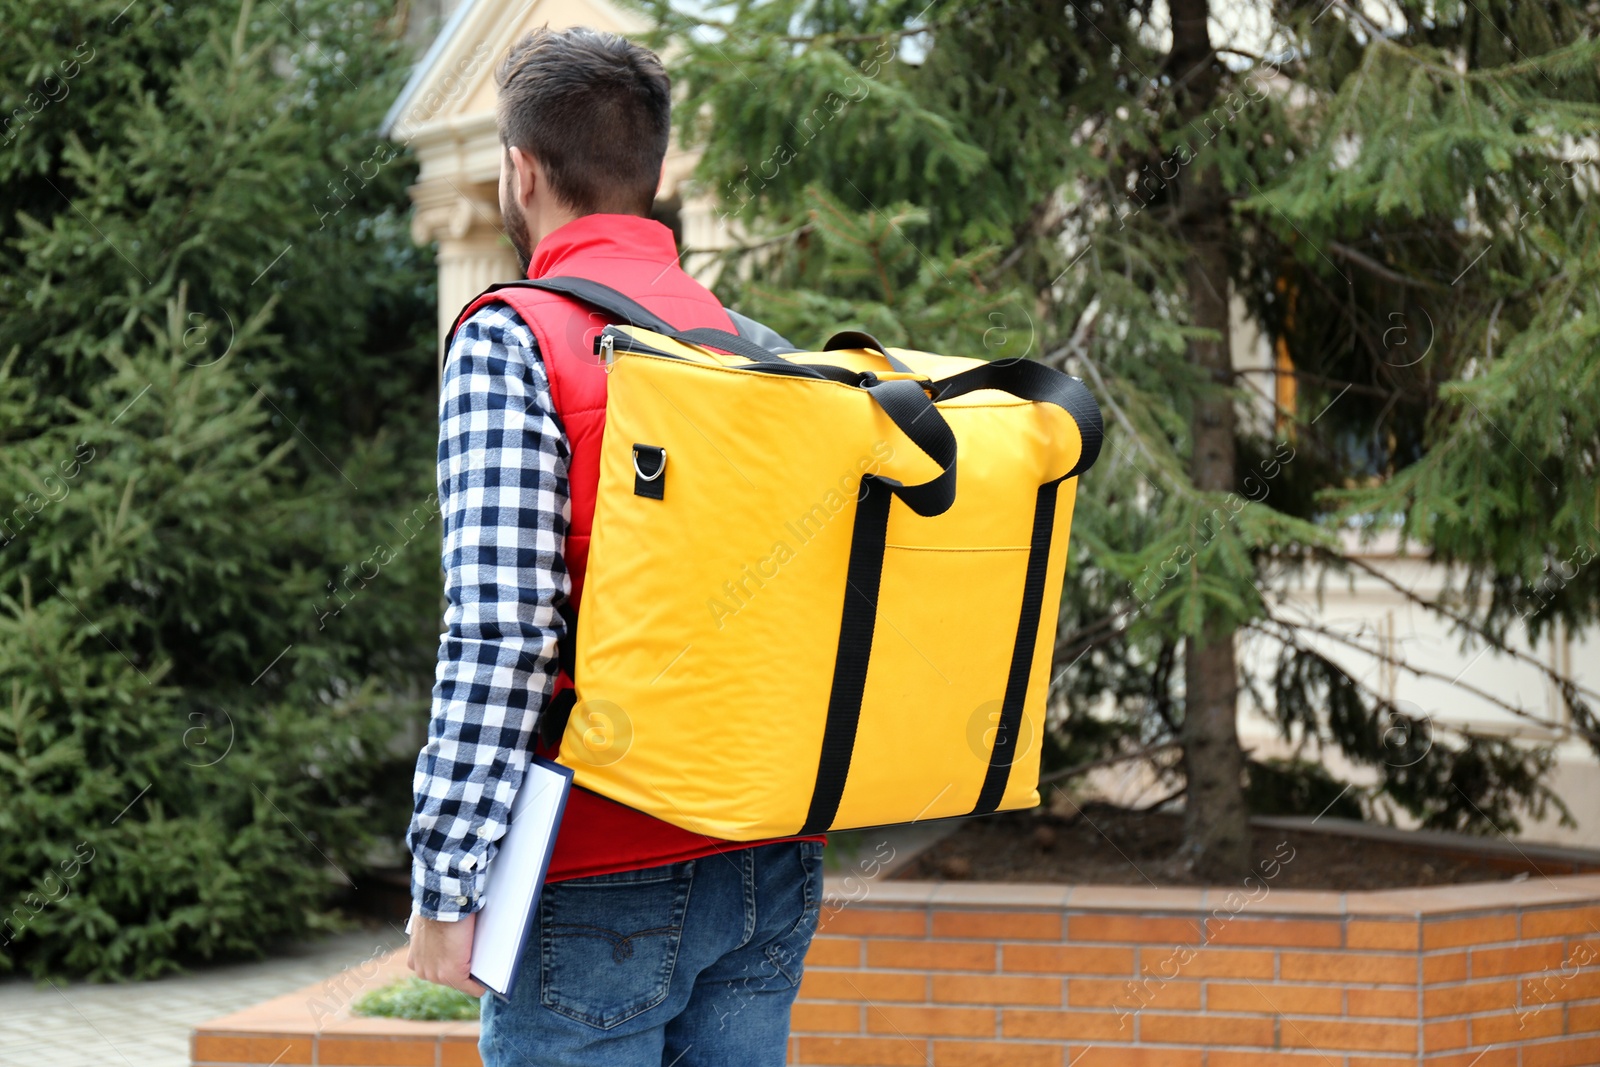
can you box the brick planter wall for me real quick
[193,875,1600,1067]
[793,877,1600,1066]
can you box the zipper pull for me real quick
[600,332,616,374]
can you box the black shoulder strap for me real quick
[452,276,968,515]
[537,598,580,751]
[451,276,795,368]
[727,309,800,353]
[448,276,676,336]
[511,277,680,333]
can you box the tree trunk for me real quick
[1178,209,1251,879]
[1169,0,1252,879]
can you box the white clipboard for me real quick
[407,756,573,1000]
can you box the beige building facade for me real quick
[383,0,722,353]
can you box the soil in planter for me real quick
[892,806,1561,890]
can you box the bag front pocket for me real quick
[539,861,695,1029]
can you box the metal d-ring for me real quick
[633,445,666,481]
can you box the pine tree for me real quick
[653,0,1600,876]
[0,0,436,977]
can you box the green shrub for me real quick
[0,0,438,979]
[354,977,481,1022]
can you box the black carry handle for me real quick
[861,378,957,517]
[933,358,1104,480]
[823,330,915,375]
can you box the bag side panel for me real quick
[827,401,1080,829]
[995,477,1081,814]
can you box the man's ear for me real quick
[507,145,541,210]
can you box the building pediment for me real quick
[386,0,716,352]
[382,0,648,155]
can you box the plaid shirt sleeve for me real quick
[407,302,571,922]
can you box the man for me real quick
[405,27,825,1067]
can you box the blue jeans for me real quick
[479,839,824,1066]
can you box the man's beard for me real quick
[501,184,533,276]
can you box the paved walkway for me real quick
[0,825,955,1067]
[0,922,409,1067]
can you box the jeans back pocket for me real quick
[539,861,695,1029]
[764,840,824,987]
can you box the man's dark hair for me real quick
[496,27,671,216]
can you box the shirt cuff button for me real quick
[456,895,470,906]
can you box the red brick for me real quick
[866,1005,993,1038]
[1280,1017,1415,1053]
[1423,914,1519,950]
[1472,1006,1561,1044]
[1281,952,1415,985]
[1422,1018,1468,1052]
[801,969,925,1002]
[1204,917,1341,948]
[1069,976,1200,1010]
[1422,951,1467,983]
[792,1001,862,1034]
[1423,1050,1516,1067]
[932,1039,1060,1066]
[1208,1055,1341,1067]
[818,907,926,937]
[1140,1012,1273,1046]
[869,939,995,972]
[440,1038,481,1067]
[1469,941,1565,978]
[1002,944,1134,975]
[807,937,863,967]
[1567,937,1600,968]
[932,910,1060,941]
[317,1038,435,1066]
[1140,947,1275,979]
[1523,906,1600,939]
[1347,987,1417,1018]
[1348,920,1419,951]
[1522,968,1600,1004]
[1571,1001,1600,1034]
[1207,981,1342,1015]
[1521,972,1567,1015]
[1518,1002,1562,1033]
[1423,979,1517,1018]
[1523,1036,1600,1067]
[1068,1049,1203,1067]
[795,1035,927,1065]
[1068,915,1200,944]
[191,1036,313,1065]
[931,974,1061,1006]
[1346,1059,1416,1067]
[1001,1007,1127,1040]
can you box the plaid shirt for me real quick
[407,303,569,921]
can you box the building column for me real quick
[409,177,519,364]
[437,230,519,354]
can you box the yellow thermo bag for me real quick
[527,281,1102,840]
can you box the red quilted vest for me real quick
[451,214,822,881]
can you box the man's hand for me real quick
[407,911,488,997]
